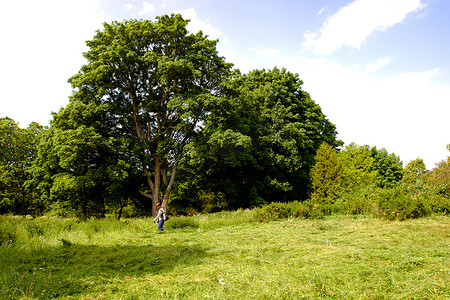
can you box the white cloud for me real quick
[316,7,326,17]
[303,0,426,55]
[249,47,281,59]
[0,0,107,127]
[364,57,393,73]
[290,57,449,168]
[139,1,155,16]
[176,8,224,40]
[125,3,133,11]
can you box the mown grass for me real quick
[1,212,449,299]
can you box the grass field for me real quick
[1,211,449,299]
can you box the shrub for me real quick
[375,187,432,220]
[253,201,336,222]
[334,185,380,215]
[420,193,450,215]
[309,142,343,204]
[254,202,300,221]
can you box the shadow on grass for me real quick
[1,239,208,299]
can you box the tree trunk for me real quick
[161,163,177,213]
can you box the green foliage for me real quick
[254,201,336,221]
[427,157,450,198]
[0,118,44,215]
[0,217,17,246]
[183,68,341,209]
[402,158,429,195]
[310,142,343,204]
[333,182,449,221]
[254,201,305,221]
[27,101,136,218]
[308,142,405,216]
[423,193,450,214]
[401,153,449,200]
[43,201,77,218]
[375,187,433,220]
[339,143,380,190]
[69,15,232,214]
[334,185,381,215]
[370,147,403,188]
[198,191,228,213]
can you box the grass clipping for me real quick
[0,212,449,299]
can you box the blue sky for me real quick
[1,0,449,168]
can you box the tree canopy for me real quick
[27,100,137,218]
[0,118,43,214]
[174,68,341,209]
[68,15,231,215]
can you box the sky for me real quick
[1,0,449,169]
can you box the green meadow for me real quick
[1,211,449,299]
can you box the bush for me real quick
[375,187,432,220]
[44,201,77,218]
[253,201,336,222]
[254,202,302,221]
[334,185,380,215]
[419,193,450,215]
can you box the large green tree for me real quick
[0,118,43,214]
[68,15,231,215]
[178,68,341,209]
[28,101,135,218]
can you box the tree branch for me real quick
[138,189,152,199]
[143,167,155,191]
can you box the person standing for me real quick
[153,202,166,231]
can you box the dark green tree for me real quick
[68,15,231,215]
[180,68,341,209]
[370,147,403,188]
[28,101,136,218]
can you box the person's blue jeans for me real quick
[158,220,165,231]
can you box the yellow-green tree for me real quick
[339,143,380,191]
[402,158,429,195]
[310,142,343,204]
[428,156,450,198]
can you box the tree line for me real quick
[1,15,448,218]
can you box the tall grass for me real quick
[1,212,449,299]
